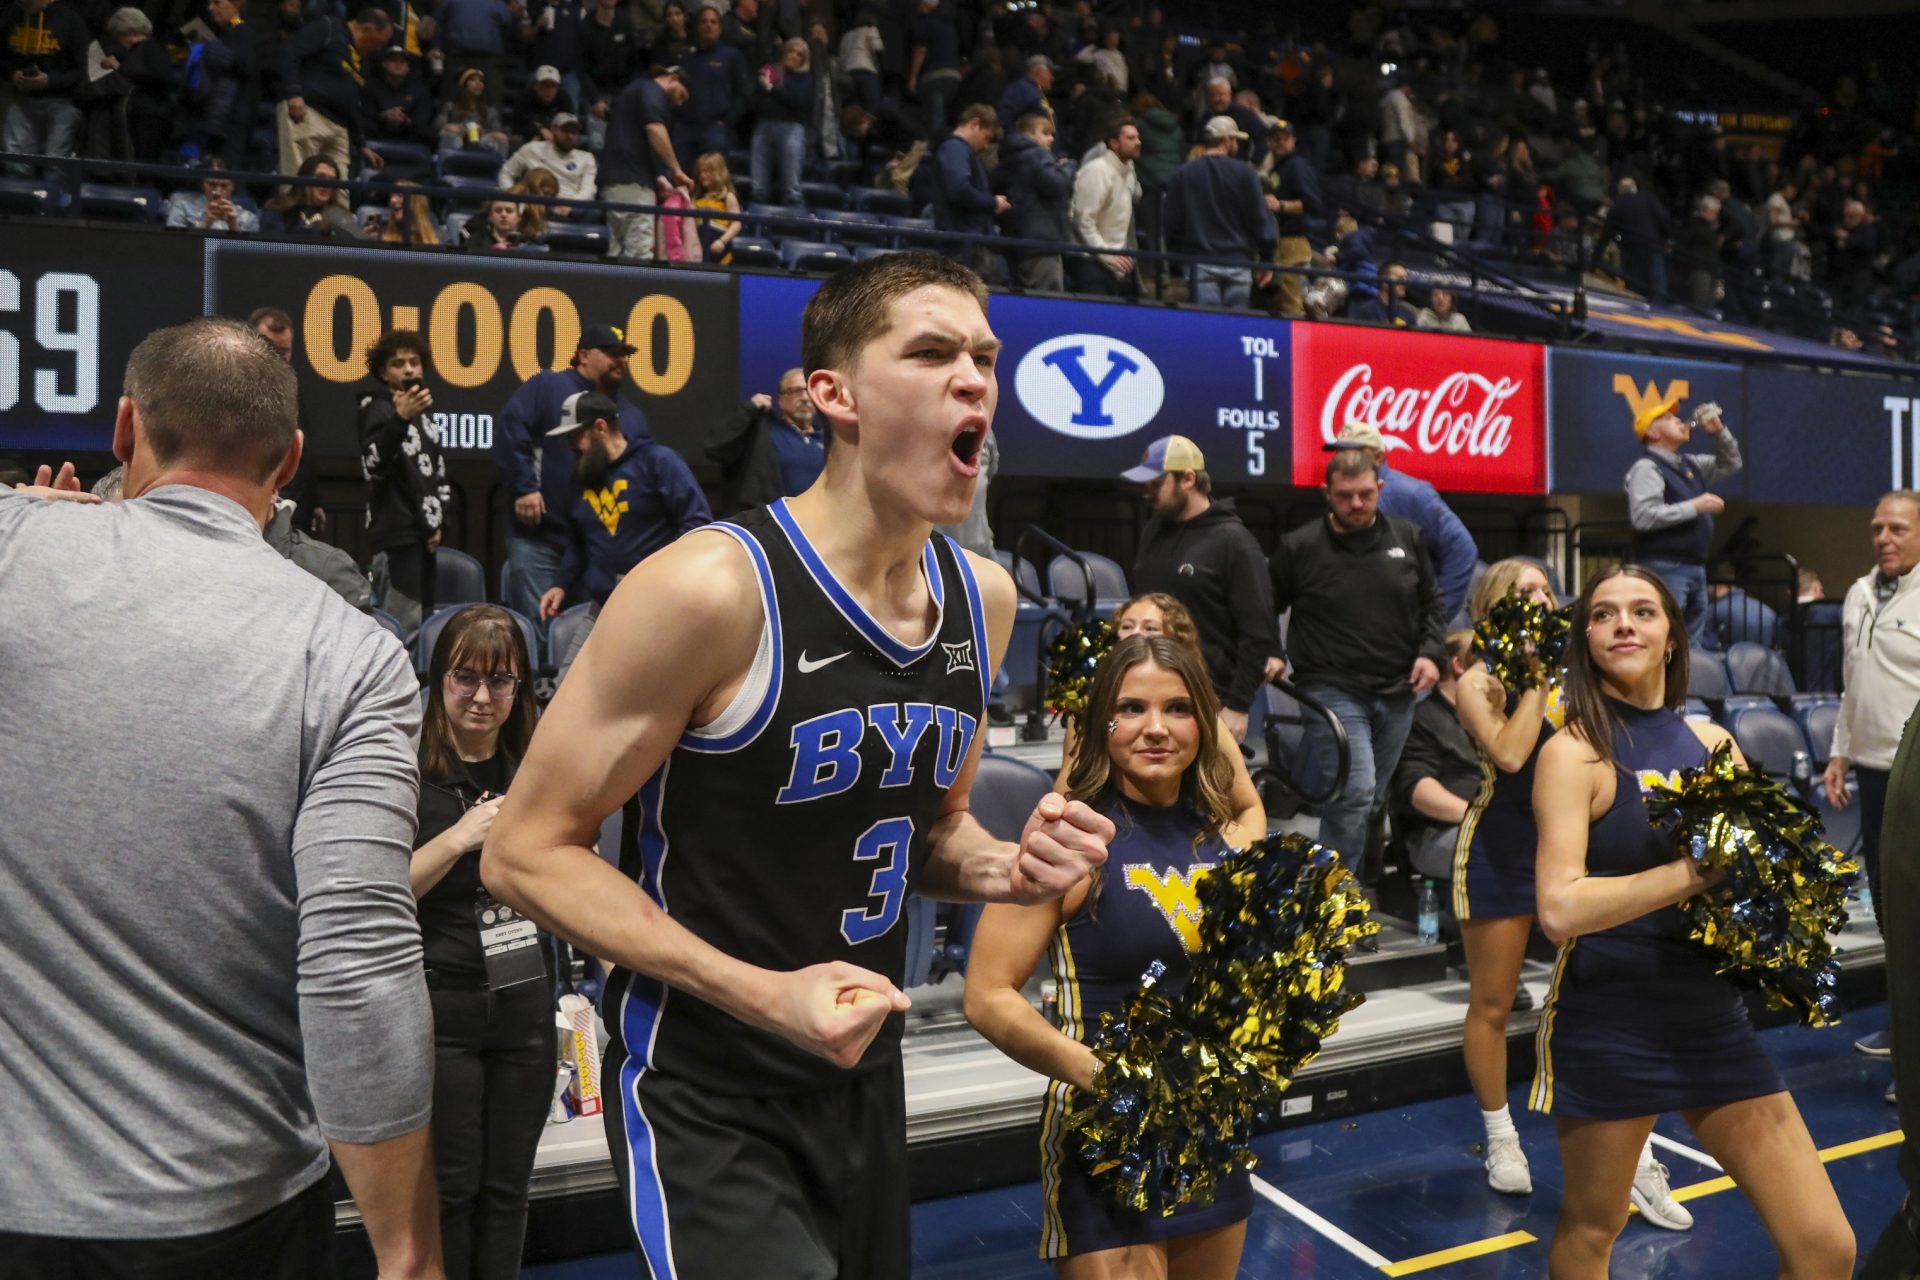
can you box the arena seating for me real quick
[371,607,407,644]
[1724,702,1815,786]
[1727,641,1797,697]
[415,604,539,676]
[1687,649,1734,702]
[434,547,489,607]
[1045,552,1130,618]
[547,601,595,671]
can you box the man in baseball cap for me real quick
[1323,421,1478,616]
[1625,395,1742,648]
[997,51,1057,132]
[1122,435,1278,742]
[1166,116,1276,307]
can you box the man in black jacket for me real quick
[704,368,825,514]
[1125,434,1276,742]
[1270,448,1446,888]
[278,6,392,200]
[993,111,1073,293]
[360,43,433,145]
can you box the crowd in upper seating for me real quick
[1,0,1916,351]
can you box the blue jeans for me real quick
[504,535,561,656]
[1642,558,1713,650]
[1298,684,1419,887]
[1188,265,1251,309]
[751,121,806,208]
[4,96,81,176]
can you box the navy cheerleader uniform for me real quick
[1037,799,1252,1259]
[1452,688,1562,921]
[1529,701,1785,1119]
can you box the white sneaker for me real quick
[1485,1133,1532,1194]
[1631,1157,1693,1231]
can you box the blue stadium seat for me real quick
[1002,552,1045,601]
[371,607,408,644]
[0,175,62,215]
[1721,693,1773,713]
[726,236,781,268]
[1725,703,1813,786]
[547,601,595,673]
[942,754,1056,968]
[725,147,751,176]
[78,182,164,222]
[1792,695,1841,764]
[1047,552,1129,615]
[544,222,609,255]
[798,181,846,211]
[1682,697,1715,722]
[729,174,753,204]
[415,605,539,676]
[852,245,902,261]
[368,140,433,176]
[437,148,503,181]
[780,240,855,272]
[434,547,488,606]
[439,174,499,201]
[1687,648,1731,701]
[1726,640,1796,697]
[849,186,914,217]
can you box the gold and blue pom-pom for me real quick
[1063,835,1378,1214]
[1471,587,1572,694]
[1045,618,1114,719]
[1642,741,1859,1027]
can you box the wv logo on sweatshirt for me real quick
[586,480,628,535]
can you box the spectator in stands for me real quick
[578,0,638,140]
[838,8,881,115]
[278,7,391,196]
[907,0,961,134]
[1793,567,1845,693]
[1260,118,1318,319]
[1601,176,1673,299]
[1428,128,1475,244]
[538,390,710,676]
[1068,114,1139,297]
[408,605,545,1280]
[704,368,825,514]
[1326,421,1479,621]
[1348,261,1418,327]
[1192,76,1262,161]
[994,110,1073,293]
[266,493,372,610]
[436,0,526,105]
[101,8,175,162]
[1124,434,1276,743]
[505,166,559,241]
[690,150,740,261]
[365,179,440,243]
[750,37,813,209]
[996,52,1054,135]
[493,322,645,622]
[1074,26,1125,94]
[499,110,595,208]
[462,197,528,250]
[1165,116,1274,309]
[260,154,369,237]
[601,64,691,262]
[1270,449,1446,891]
[250,306,324,534]
[358,327,449,634]
[1377,75,1416,177]
[180,0,257,166]
[1707,561,1780,650]
[165,156,259,232]
[931,103,1007,279]
[1764,177,1804,279]
[362,43,434,145]
[1826,491,1920,947]
[1340,153,1388,217]
[508,64,575,140]
[0,0,87,177]
[1831,198,1885,308]
[434,66,511,158]
[1625,396,1741,650]
[719,0,775,66]
[0,318,440,1279]
[1389,629,1481,887]
[675,7,743,165]
[1675,192,1724,312]
[1416,285,1471,333]
[653,0,693,66]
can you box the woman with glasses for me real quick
[410,605,549,1280]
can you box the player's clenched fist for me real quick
[766,961,911,1069]
[1010,792,1113,903]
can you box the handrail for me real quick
[1253,679,1350,809]
[1012,525,1094,745]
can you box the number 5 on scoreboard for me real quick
[1246,430,1267,477]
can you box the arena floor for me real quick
[527,1007,1904,1279]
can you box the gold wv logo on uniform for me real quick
[1122,863,1214,953]
[586,480,629,535]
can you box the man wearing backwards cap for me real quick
[1624,395,1742,650]
[1328,422,1478,618]
[1124,434,1278,742]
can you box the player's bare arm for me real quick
[483,529,908,1069]
[917,551,1114,905]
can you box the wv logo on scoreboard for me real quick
[1014,333,1165,440]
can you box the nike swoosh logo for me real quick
[797,651,851,673]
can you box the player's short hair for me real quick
[1325,449,1379,487]
[124,318,297,484]
[800,251,988,378]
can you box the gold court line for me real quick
[1380,1231,1539,1276]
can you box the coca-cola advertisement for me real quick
[1290,325,1547,494]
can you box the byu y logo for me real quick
[1014,334,1166,440]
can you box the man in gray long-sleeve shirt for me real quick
[0,318,442,1278]
[1624,394,1741,650]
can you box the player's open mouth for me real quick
[950,422,985,477]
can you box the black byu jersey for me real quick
[604,499,991,1094]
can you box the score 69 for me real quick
[300,274,695,395]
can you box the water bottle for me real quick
[1417,879,1440,945]
[1791,749,1812,794]
[1860,875,1874,917]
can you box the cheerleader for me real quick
[967,635,1254,1277]
[1530,566,1851,1278]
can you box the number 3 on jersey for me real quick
[842,816,914,945]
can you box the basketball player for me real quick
[482,253,1114,1280]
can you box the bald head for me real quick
[121,317,299,487]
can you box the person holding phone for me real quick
[359,327,450,633]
